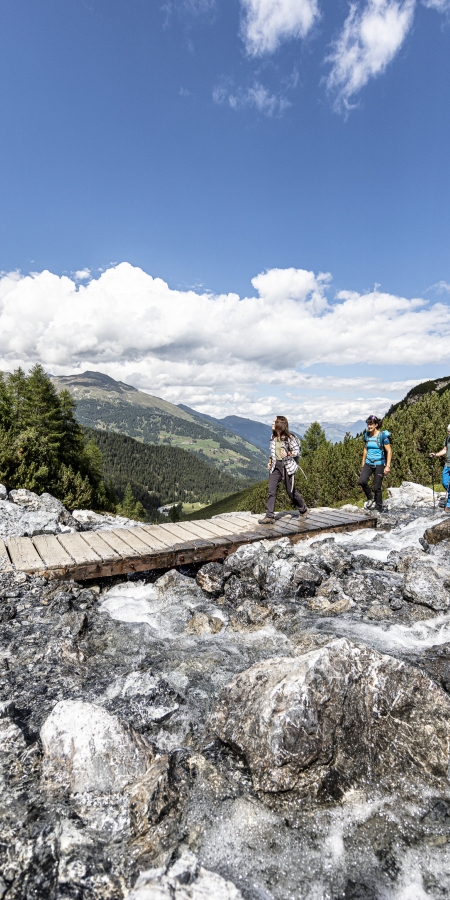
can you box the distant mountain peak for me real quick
[51,370,138,393]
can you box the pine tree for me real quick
[300,422,328,458]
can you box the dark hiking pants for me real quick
[359,463,385,509]
[266,460,307,518]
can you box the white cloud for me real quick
[213,81,290,115]
[0,262,448,421]
[326,0,415,111]
[240,0,320,56]
[422,0,450,10]
[426,280,450,294]
[73,268,91,281]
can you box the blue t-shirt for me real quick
[364,430,390,466]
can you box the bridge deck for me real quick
[0,509,376,581]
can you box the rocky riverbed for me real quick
[2,491,450,898]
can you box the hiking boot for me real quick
[258,516,275,525]
[298,507,308,516]
[364,499,375,509]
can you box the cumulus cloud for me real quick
[73,268,91,281]
[0,262,448,420]
[213,80,290,115]
[326,0,415,111]
[240,0,320,55]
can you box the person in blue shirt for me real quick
[429,424,450,510]
[358,415,392,512]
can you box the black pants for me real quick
[266,460,307,517]
[359,463,385,508]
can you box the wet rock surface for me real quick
[2,503,450,897]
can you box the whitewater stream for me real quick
[2,506,450,899]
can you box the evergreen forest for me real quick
[84,426,243,513]
[0,366,113,510]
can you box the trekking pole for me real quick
[298,464,308,481]
[430,457,436,511]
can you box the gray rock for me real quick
[196,562,225,596]
[402,560,450,610]
[212,637,450,793]
[127,851,244,900]
[40,699,152,794]
[0,717,26,753]
[5,509,61,538]
[265,558,297,602]
[292,561,323,597]
[224,574,261,606]
[223,542,269,586]
[72,508,142,531]
[0,484,7,501]
[424,518,450,546]
[306,541,351,577]
[9,488,42,510]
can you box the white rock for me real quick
[388,481,435,508]
[127,851,244,900]
[72,509,141,530]
[8,488,42,510]
[0,484,7,501]
[0,718,26,753]
[40,699,151,794]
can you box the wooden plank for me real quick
[105,528,157,556]
[178,520,235,542]
[207,513,258,534]
[141,525,183,548]
[156,522,215,547]
[32,535,74,569]
[0,538,13,572]
[187,518,249,538]
[98,529,141,558]
[58,532,103,565]
[79,530,122,562]
[7,537,45,573]
[124,526,169,551]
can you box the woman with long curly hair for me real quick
[259,415,308,525]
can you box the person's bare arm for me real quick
[361,445,367,468]
[384,443,392,475]
[430,448,447,458]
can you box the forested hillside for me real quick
[85,427,243,515]
[52,372,267,481]
[189,387,450,516]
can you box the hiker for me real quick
[429,424,450,510]
[359,415,392,512]
[259,416,308,525]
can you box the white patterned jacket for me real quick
[268,434,300,475]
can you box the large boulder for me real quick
[223,542,269,586]
[127,851,243,900]
[196,562,226,596]
[402,559,450,610]
[424,518,450,545]
[40,700,151,794]
[387,481,435,508]
[212,638,450,793]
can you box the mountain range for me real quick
[51,371,367,467]
[179,404,366,449]
[51,371,268,483]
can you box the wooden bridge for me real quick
[0,508,376,582]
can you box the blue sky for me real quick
[0,0,449,423]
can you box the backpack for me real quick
[364,429,391,461]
